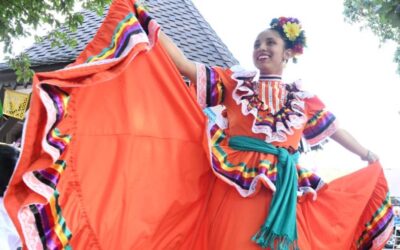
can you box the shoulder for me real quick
[206,65,256,89]
[285,80,327,112]
[285,79,314,99]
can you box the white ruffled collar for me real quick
[230,66,312,143]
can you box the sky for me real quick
[191,0,400,195]
[1,0,399,195]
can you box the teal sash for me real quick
[229,136,299,250]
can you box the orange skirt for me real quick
[205,162,392,250]
[5,1,213,248]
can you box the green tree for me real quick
[343,0,400,75]
[0,0,112,83]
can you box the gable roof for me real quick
[0,0,239,88]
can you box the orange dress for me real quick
[4,1,393,249]
[194,65,393,249]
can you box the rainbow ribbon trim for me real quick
[356,193,394,249]
[85,2,157,64]
[209,124,322,193]
[303,110,336,142]
[22,85,73,249]
[205,66,225,107]
[86,12,144,63]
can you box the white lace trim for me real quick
[39,86,60,162]
[371,217,394,249]
[23,172,54,200]
[18,84,65,248]
[195,62,207,109]
[18,208,43,250]
[231,67,312,143]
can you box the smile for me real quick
[257,54,271,61]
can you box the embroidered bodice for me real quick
[230,71,312,144]
[194,64,337,148]
[253,75,287,114]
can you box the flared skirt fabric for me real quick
[204,116,393,249]
[4,3,214,246]
[205,162,392,250]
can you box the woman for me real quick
[4,2,392,249]
[159,17,391,249]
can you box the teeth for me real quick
[258,55,270,60]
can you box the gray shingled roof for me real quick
[152,0,238,67]
[0,9,103,72]
[0,0,238,85]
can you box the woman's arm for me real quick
[158,30,197,83]
[330,128,378,164]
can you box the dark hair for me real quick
[269,17,306,63]
[267,28,290,50]
[0,144,20,197]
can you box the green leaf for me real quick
[344,0,400,76]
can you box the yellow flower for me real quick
[283,22,301,41]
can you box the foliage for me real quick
[0,0,112,83]
[7,53,34,84]
[343,0,400,75]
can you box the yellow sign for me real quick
[3,89,31,120]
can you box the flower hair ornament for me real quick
[270,17,306,63]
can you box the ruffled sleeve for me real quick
[303,95,338,146]
[194,63,225,108]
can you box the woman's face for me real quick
[252,29,289,75]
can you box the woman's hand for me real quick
[360,150,379,164]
